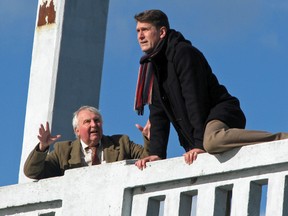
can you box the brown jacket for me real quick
[24,134,149,179]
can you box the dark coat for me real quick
[148,29,246,158]
[24,135,149,179]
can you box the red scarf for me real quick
[134,40,165,115]
[134,58,154,115]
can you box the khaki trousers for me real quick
[203,120,288,154]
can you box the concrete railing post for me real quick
[19,0,109,183]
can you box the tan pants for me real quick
[203,120,288,154]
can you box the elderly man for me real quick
[24,105,149,179]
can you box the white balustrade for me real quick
[1,139,288,216]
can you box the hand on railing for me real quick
[135,155,161,170]
[135,148,206,170]
[183,148,205,165]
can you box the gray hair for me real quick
[72,105,103,133]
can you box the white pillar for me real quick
[19,0,109,183]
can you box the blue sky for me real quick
[0,0,287,192]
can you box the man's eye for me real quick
[94,119,100,123]
[84,120,90,124]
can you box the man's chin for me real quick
[90,136,101,143]
[140,46,150,53]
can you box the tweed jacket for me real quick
[148,29,246,158]
[24,134,149,179]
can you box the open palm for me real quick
[37,122,61,151]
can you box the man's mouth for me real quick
[90,130,98,135]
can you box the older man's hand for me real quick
[38,122,61,151]
[135,119,151,140]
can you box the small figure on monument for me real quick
[133,9,288,170]
[24,105,150,179]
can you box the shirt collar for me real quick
[80,139,101,152]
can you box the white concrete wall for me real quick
[19,0,109,184]
[2,139,288,216]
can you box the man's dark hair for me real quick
[134,9,170,30]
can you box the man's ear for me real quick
[74,127,79,137]
[159,26,167,39]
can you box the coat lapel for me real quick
[67,139,83,168]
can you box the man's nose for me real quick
[138,31,144,39]
[91,120,97,127]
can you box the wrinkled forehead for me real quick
[78,110,101,122]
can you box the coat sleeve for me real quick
[104,135,150,162]
[148,83,171,159]
[120,135,150,159]
[23,143,63,179]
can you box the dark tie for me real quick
[90,146,101,165]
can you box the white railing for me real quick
[1,139,288,216]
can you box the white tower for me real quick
[19,0,109,183]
